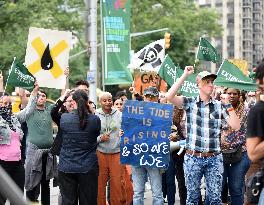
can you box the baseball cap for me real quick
[143,86,159,96]
[196,71,217,81]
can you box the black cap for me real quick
[143,86,159,96]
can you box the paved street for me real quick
[49,180,182,205]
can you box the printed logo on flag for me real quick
[138,43,163,68]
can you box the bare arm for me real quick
[166,66,194,107]
[246,137,264,162]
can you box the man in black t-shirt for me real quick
[247,61,264,161]
[246,61,264,204]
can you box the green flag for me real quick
[214,59,256,92]
[158,55,178,87]
[176,69,199,97]
[6,58,35,91]
[158,55,198,97]
[196,37,221,63]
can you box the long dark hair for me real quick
[72,89,90,129]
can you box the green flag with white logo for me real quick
[6,58,35,91]
[158,55,178,87]
[214,59,256,91]
[196,37,221,63]
[158,55,198,97]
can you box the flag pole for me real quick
[193,37,201,70]
[3,57,16,96]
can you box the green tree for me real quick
[0,0,86,96]
[131,0,222,68]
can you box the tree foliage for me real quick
[0,0,222,98]
[0,0,86,95]
[131,0,222,68]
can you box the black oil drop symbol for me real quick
[41,44,53,70]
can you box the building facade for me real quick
[197,0,264,72]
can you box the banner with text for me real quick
[101,0,133,85]
[214,59,256,92]
[134,70,167,95]
[158,55,199,97]
[121,100,173,168]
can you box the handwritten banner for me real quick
[120,100,173,168]
[134,70,167,95]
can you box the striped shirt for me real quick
[183,96,229,153]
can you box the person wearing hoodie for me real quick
[95,92,124,205]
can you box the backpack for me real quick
[246,169,264,204]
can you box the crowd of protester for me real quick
[0,60,264,205]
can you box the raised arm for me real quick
[166,66,194,107]
[51,89,71,125]
[15,83,39,123]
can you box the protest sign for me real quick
[25,27,72,89]
[228,59,248,76]
[120,100,173,168]
[134,70,167,95]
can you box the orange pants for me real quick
[97,151,133,205]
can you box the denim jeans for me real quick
[222,152,250,205]
[258,188,264,205]
[184,153,223,205]
[132,166,163,205]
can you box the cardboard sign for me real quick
[25,27,72,89]
[134,70,167,95]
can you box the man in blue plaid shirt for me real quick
[166,66,241,205]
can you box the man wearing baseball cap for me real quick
[131,86,164,205]
[166,66,241,204]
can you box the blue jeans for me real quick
[132,166,163,205]
[258,188,264,205]
[222,152,250,205]
[184,153,223,205]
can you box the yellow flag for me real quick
[228,59,248,76]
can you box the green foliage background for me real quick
[0,0,222,99]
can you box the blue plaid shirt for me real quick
[183,96,229,153]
